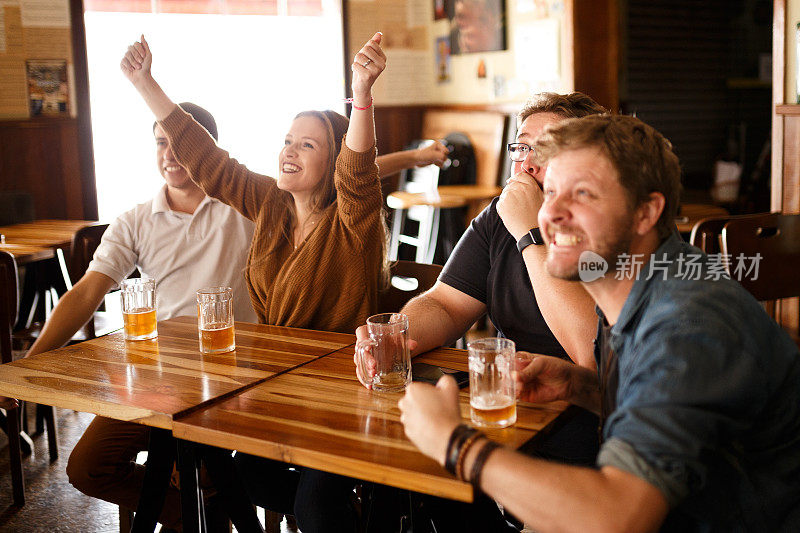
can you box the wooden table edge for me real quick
[171,420,474,502]
[0,381,172,429]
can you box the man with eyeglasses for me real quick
[358,92,606,374]
[354,92,608,531]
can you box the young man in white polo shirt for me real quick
[17,103,255,529]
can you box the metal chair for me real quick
[0,250,26,505]
[378,260,443,314]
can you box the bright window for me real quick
[84,1,344,220]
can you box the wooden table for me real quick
[0,219,99,248]
[0,219,99,326]
[386,185,502,210]
[0,316,353,430]
[173,345,567,503]
[0,318,568,530]
[0,243,54,265]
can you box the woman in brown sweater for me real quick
[122,33,395,531]
[121,33,389,334]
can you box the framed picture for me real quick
[26,59,69,116]
[449,0,506,54]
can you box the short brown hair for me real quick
[534,114,681,239]
[517,92,608,127]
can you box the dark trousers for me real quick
[234,453,359,533]
[66,416,182,529]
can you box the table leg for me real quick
[176,439,203,533]
[201,445,264,533]
[131,427,175,533]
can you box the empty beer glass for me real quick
[355,313,411,392]
[196,287,235,354]
[121,278,157,341]
[467,337,516,428]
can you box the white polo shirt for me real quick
[88,185,257,323]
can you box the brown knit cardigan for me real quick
[160,107,383,333]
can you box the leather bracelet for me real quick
[455,431,483,481]
[468,439,501,490]
[444,424,475,475]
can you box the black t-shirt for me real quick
[439,198,569,359]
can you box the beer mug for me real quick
[468,337,516,428]
[355,313,411,392]
[196,287,235,354]
[120,278,157,341]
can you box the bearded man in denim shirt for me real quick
[398,114,800,532]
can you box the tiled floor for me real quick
[0,407,119,532]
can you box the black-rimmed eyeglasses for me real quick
[507,142,535,162]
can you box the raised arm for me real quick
[346,32,385,153]
[376,141,450,179]
[120,35,271,220]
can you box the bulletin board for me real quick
[0,0,75,119]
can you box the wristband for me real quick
[444,424,475,475]
[455,431,483,480]
[344,96,373,111]
[516,227,544,253]
[468,439,501,490]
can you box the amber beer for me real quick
[470,395,517,427]
[197,287,235,354]
[468,338,517,428]
[123,307,157,339]
[120,278,157,340]
[200,323,235,353]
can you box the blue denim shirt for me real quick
[595,233,800,532]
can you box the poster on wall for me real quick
[449,0,506,54]
[436,36,451,82]
[26,59,69,116]
[433,0,448,20]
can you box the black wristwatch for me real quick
[516,227,544,253]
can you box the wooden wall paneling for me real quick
[772,0,785,212]
[572,0,620,112]
[778,111,799,334]
[0,118,84,220]
[69,0,98,220]
[373,105,425,201]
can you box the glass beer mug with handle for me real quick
[120,278,157,341]
[196,287,236,354]
[468,337,517,428]
[355,313,412,392]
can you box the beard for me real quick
[545,211,635,282]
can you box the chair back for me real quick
[0,251,18,364]
[378,261,443,314]
[689,216,731,253]
[69,224,109,282]
[722,213,800,302]
[688,213,773,253]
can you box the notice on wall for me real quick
[20,0,69,28]
[514,18,560,87]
